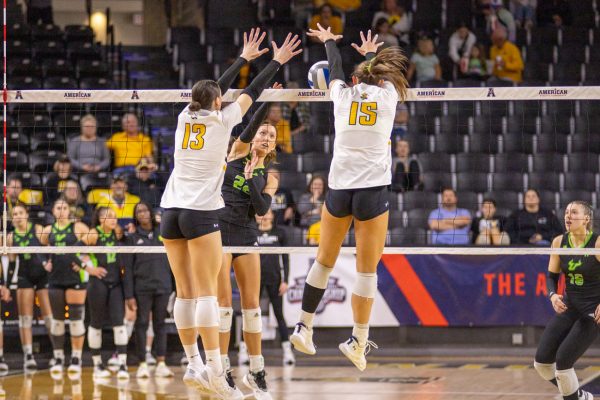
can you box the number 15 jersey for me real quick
[161,103,242,211]
[329,80,399,190]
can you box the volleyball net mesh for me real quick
[4,86,600,256]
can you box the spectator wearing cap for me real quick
[489,26,524,83]
[96,175,140,227]
[106,113,157,177]
[45,157,79,204]
[128,160,162,209]
[67,114,111,176]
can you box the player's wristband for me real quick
[365,52,376,61]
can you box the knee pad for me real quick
[219,307,233,333]
[147,321,154,337]
[44,315,53,330]
[68,304,86,337]
[173,298,197,330]
[19,315,33,329]
[242,308,262,334]
[305,261,332,290]
[113,325,128,346]
[353,272,378,298]
[51,319,65,336]
[195,296,219,328]
[556,368,579,396]
[87,327,102,349]
[534,361,556,381]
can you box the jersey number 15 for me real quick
[182,123,206,150]
[349,101,377,126]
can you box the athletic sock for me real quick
[221,354,230,372]
[124,319,134,339]
[299,310,315,329]
[300,261,332,327]
[22,344,32,355]
[182,343,204,370]
[352,323,369,347]
[92,355,102,367]
[53,349,64,360]
[118,353,127,367]
[72,349,82,360]
[145,345,152,354]
[205,349,223,375]
[249,355,264,373]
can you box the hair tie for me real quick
[365,58,375,73]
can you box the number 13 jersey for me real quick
[329,80,399,190]
[161,103,242,210]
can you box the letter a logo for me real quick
[487,88,496,98]
[131,90,139,100]
[15,91,23,100]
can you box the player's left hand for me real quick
[0,286,11,302]
[307,23,343,44]
[279,282,288,296]
[244,150,260,179]
[240,28,270,62]
[351,30,384,56]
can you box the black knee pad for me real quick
[68,304,86,337]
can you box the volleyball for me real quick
[308,61,330,90]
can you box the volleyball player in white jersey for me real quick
[160,28,301,399]
[290,27,408,371]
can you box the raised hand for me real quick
[351,30,384,56]
[272,33,303,65]
[244,150,260,179]
[307,23,343,44]
[272,82,283,90]
[240,27,270,62]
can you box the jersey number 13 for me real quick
[349,101,377,126]
[182,123,206,150]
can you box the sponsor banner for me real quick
[8,86,600,103]
[284,254,399,327]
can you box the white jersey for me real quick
[328,80,399,190]
[160,102,242,210]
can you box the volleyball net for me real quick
[4,86,600,256]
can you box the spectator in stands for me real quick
[267,104,293,154]
[510,0,536,29]
[537,0,571,27]
[464,43,489,80]
[372,0,412,46]
[61,180,88,224]
[314,0,361,12]
[392,102,409,139]
[268,167,296,226]
[489,26,524,83]
[448,23,477,73]
[297,175,326,227]
[407,36,442,83]
[96,175,140,227]
[374,17,399,49]
[26,0,53,25]
[471,198,510,245]
[128,159,162,209]
[307,220,321,245]
[480,0,517,42]
[428,188,472,245]
[45,156,78,204]
[106,113,156,177]
[6,176,23,214]
[67,114,111,176]
[506,189,563,245]
[391,139,421,192]
[282,82,311,137]
[309,4,343,44]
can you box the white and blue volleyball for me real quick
[308,61,330,89]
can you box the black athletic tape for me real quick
[239,103,269,143]
[547,271,560,299]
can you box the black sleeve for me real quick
[324,39,344,82]
[239,103,269,143]
[365,52,376,61]
[547,271,560,299]
[248,177,272,216]
[279,228,289,283]
[241,60,281,102]
[217,57,247,94]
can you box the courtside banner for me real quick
[284,254,556,327]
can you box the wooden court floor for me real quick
[0,358,598,400]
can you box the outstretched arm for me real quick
[307,23,345,86]
[217,28,269,94]
[352,30,383,61]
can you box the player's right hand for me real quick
[240,28,269,62]
[126,298,138,312]
[551,294,567,314]
[307,23,343,44]
[351,30,383,56]
[272,33,303,65]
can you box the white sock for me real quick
[124,319,134,339]
[249,355,264,373]
[53,349,64,360]
[352,323,369,347]
[221,354,230,371]
[205,349,223,375]
[299,311,314,329]
[72,349,82,360]
[92,355,102,366]
[183,343,204,369]
[145,345,152,354]
[118,353,127,367]
[22,344,32,355]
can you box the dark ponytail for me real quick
[189,80,221,112]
